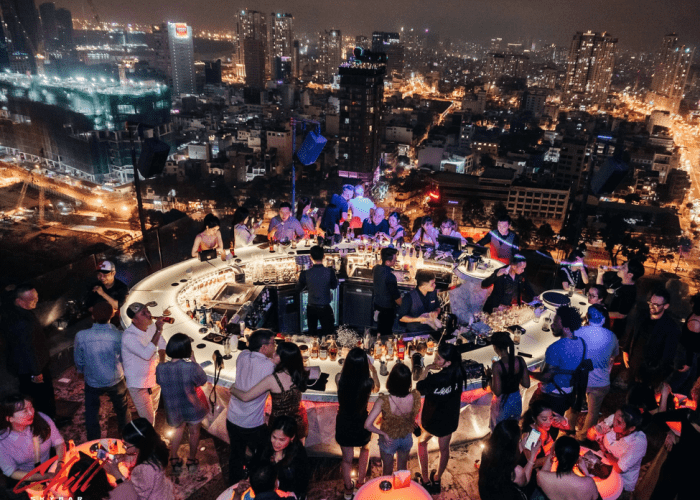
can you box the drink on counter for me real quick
[319,339,328,360]
[385,337,395,360]
[310,339,319,359]
[426,338,435,355]
[396,336,406,360]
[328,336,338,361]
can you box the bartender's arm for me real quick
[482,267,507,288]
[476,231,492,247]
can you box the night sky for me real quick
[55,0,700,50]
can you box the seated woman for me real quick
[520,399,571,470]
[230,342,309,440]
[411,216,439,247]
[558,249,589,292]
[191,213,224,258]
[250,415,310,500]
[364,363,421,477]
[362,207,389,238]
[479,420,540,500]
[535,436,598,500]
[103,418,174,500]
[0,395,66,488]
[438,219,467,245]
[588,405,647,496]
[398,270,440,333]
[296,196,319,236]
[387,211,405,244]
[232,207,261,248]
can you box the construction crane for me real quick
[15,181,28,213]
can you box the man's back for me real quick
[576,325,618,388]
[544,337,585,392]
[74,323,124,388]
[1,306,50,376]
[227,350,275,427]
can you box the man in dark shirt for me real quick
[476,214,520,264]
[1,284,56,418]
[85,260,129,325]
[320,184,354,238]
[596,259,644,339]
[623,287,681,383]
[481,254,535,313]
[373,247,402,336]
[362,207,390,238]
[298,245,338,338]
[398,270,440,333]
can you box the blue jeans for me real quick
[85,378,130,441]
[378,433,413,455]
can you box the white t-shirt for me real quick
[227,350,275,428]
[348,197,375,222]
[122,323,166,389]
[599,414,647,491]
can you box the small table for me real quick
[355,476,432,500]
[540,289,590,315]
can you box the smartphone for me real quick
[97,448,108,460]
[524,429,541,450]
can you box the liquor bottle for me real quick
[363,328,372,351]
[186,300,194,319]
[396,336,406,361]
[374,339,383,359]
[310,339,319,359]
[386,336,395,360]
[406,340,415,358]
[319,338,328,360]
[230,240,236,258]
[269,235,275,252]
[328,336,338,361]
[427,338,435,355]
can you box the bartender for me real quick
[373,247,402,336]
[191,213,225,258]
[267,202,305,242]
[476,214,520,264]
[298,245,338,338]
[398,270,441,333]
[362,207,389,238]
[481,254,534,313]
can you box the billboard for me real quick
[174,23,189,38]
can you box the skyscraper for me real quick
[564,31,617,106]
[647,34,694,113]
[338,55,386,178]
[372,32,404,79]
[54,7,73,50]
[235,9,268,90]
[39,2,57,50]
[0,0,42,72]
[269,13,294,81]
[167,22,195,96]
[318,29,342,83]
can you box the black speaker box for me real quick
[137,138,170,178]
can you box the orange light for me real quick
[429,191,440,200]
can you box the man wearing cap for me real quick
[74,301,131,440]
[122,302,166,424]
[85,261,129,324]
[481,254,535,313]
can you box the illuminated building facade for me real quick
[338,60,385,178]
[235,10,268,89]
[372,32,404,79]
[0,73,172,183]
[269,13,295,80]
[647,33,694,114]
[564,31,617,106]
[0,0,42,72]
[318,29,342,83]
[167,22,195,96]
[487,52,528,82]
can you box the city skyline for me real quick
[50,0,700,51]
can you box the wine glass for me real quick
[223,336,232,360]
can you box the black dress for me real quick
[335,381,372,447]
[417,369,464,437]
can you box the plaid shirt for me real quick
[156,359,208,426]
[74,322,124,388]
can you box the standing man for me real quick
[530,305,585,417]
[398,270,441,333]
[348,184,375,233]
[226,329,277,485]
[596,259,644,339]
[623,287,681,384]
[122,302,166,424]
[85,260,129,325]
[74,301,130,440]
[0,284,57,419]
[476,214,520,264]
[571,304,619,441]
[320,184,354,239]
[298,245,338,338]
[267,202,305,242]
[373,247,402,337]
[481,254,535,313]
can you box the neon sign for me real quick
[174,24,189,38]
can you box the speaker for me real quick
[137,138,170,178]
[296,130,327,165]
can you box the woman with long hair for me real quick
[416,342,466,494]
[387,212,405,244]
[489,331,530,430]
[103,418,174,500]
[520,399,570,469]
[535,436,598,500]
[232,207,261,248]
[0,395,65,486]
[365,363,421,477]
[411,216,439,246]
[479,420,540,500]
[155,334,208,475]
[250,415,310,500]
[230,342,309,440]
[191,213,224,257]
[335,348,379,498]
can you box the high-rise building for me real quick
[166,22,195,96]
[646,34,694,113]
[269,13,294,81]
[1,0,42,72]
[564,31,617,106]
[318,29,342,83]
[338,56,386,178]
[487,52,529,82]
[235,9,268,89]
[39,2,57,50]
[554,137,589,192]
[372,32,404,79]
[151,23,170,79]
[54,7,73,50]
